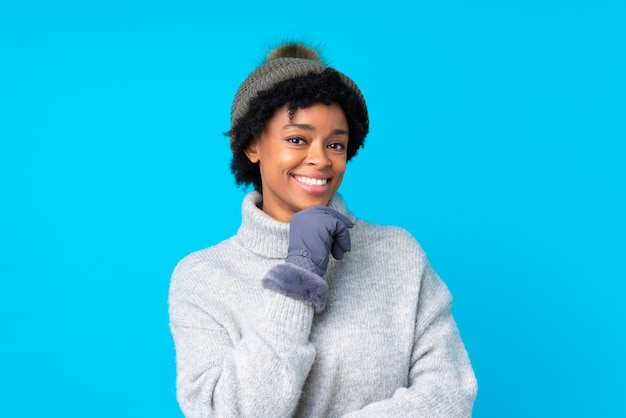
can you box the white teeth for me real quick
[296,176,328,186]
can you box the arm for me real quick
[169,261,317,418]
[342,258,477,418]
[170,207,352,417]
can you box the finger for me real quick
[330,225,351,259]
[321,207,353,228]
[330,240,346,260]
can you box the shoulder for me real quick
[170,237,240,289]
[353,219,426,258]
[347,219,431,276]
[174,238,234,269]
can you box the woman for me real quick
[169,42,477,417]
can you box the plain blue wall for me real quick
[1,1,624,416]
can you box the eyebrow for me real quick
[283,123,349,136]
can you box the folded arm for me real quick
[342,261,477,417]
[170,263,318,418]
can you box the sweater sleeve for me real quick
[169,260,317,418]
[341,256,478,418]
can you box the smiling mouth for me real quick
[294,175,329,186]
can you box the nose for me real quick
[306,142,331,168]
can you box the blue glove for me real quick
[261,206,353,312]
[286,206,353,277]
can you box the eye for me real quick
[287,136,306,145]
[328,142,346,151]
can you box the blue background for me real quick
[1,1,624,416]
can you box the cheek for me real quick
[274,149,303,170]
[334,156,347,175]
[260,147,294,174]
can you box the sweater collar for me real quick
[235,191,354,259]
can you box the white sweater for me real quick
[169,192,477,417]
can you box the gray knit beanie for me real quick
[230,42,368,143]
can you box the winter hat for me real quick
[230,42,368,147]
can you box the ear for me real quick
[245,139,260,163]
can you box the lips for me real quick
[294,175,329,186]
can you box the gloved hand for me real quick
[286,206,353,277]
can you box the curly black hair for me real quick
[227,68,368,192]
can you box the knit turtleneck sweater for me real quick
[169,192,477,417]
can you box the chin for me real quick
[293,196,330,211]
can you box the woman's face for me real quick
[246,102,349,223]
